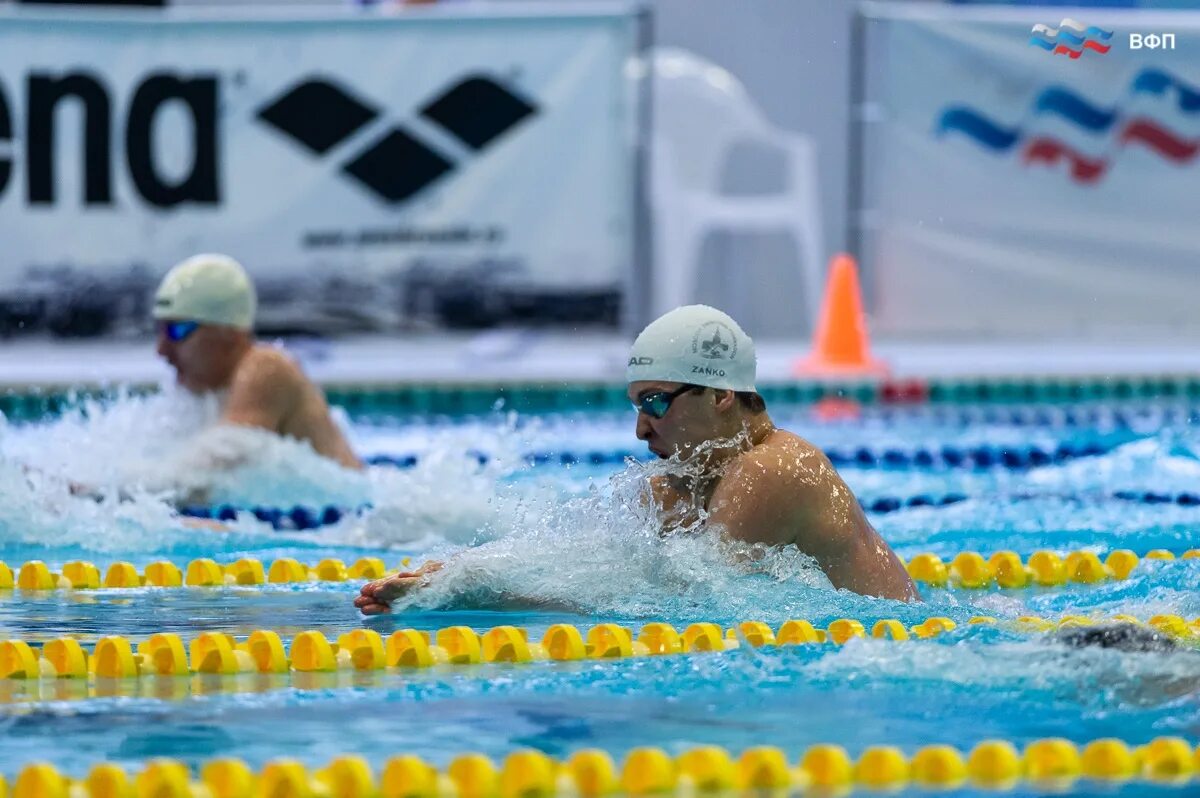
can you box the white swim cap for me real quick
[627,305,756,392]
[153,254,257,330]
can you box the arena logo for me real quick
[255,74,538,203]
[0,71,219,208]
[0,70,535,209]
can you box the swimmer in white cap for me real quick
[623,305,915,600]
[355,305,915,614]
[153,254,362,471]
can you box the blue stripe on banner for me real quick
[1033,87,1120,133]
[1131,68,1200,114]
[934,107,1021,150]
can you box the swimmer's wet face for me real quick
[153,254,258,394]
[629,380,742,460]
[156,320,248,393]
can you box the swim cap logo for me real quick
[693,322,735,361]
[628,356,653,366]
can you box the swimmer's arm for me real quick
[645,476,701,529]
[706,451,918,601]
[704,454,797,551]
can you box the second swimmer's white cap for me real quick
[626,305,756,392]
[153,254,257,330]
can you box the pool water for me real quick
[1,391,1199,795]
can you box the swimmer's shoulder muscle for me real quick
[707,431,847,551]
[220,345,304,432]
[709,431,918,601]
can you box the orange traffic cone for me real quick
[793,253,889,377]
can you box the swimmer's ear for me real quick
[713,389,737,412]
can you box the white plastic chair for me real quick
[647,47,824,325]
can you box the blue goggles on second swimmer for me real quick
[633,384,700,419]
[158,320,200,343]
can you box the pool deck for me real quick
[1,333,1199,389]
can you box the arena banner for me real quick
[0,6,640,335]
[859,6,1200,338]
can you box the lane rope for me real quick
[4,736,1199,796]
[904,548,1199,588]
[1,614,1196,683]
[0,548,1195,594]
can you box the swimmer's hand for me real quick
[354,561,443,615]
[647,475,702,530]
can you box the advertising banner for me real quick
[861,6,1200,338]
[0,6,640,334]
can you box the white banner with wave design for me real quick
[860,5,1200,338]
[0,6,640,334]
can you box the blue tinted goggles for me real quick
[633,385,698,419]
[158,320,200,343]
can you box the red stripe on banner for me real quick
[1120,118,1200,162]
[1055,44,1083,58]
[1023,138,1108,183]
[1084,40,1111,54]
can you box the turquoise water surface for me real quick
[0,392,1198,795]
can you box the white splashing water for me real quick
[1026,433,1200,494]
[3,387,372,504]
[0,394,842,619]
[0,390,533,552]
[383,445,843,619]
[806,635,1200,709]
[0,460,188,553]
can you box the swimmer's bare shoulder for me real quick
[226,345,363,470]
[243,345,306,386]
[707,431,835,547]
[708,430,919,601]
[221,345,304,434]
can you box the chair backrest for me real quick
[650,47,774,193]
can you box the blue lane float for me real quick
[180,503,362,531]
[363,440,1117,472]
[862,494,969,514]
[1113,490,1200,506]
[180,487,1200,532]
